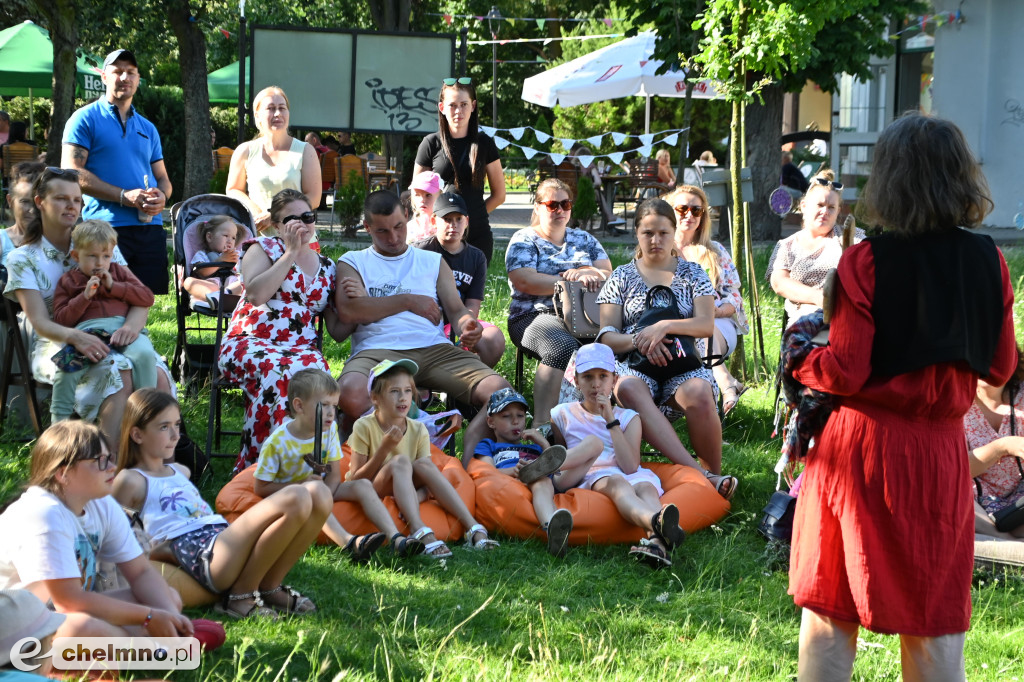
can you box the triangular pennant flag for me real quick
[536,19,546,30]
[603,18,613,28]
[479,125,497,137]
[549,153,567,165]
[639,133,654,146]
[536,56,547,62]
[663,133,678,146]
[608,151,625,164]
[586,134,604,148]
[559,138,576,151]
[219,28,231,39]
[492,135,511,150]
[577,155,595,169]
[637,145,654,159]
[509,127,525,141]
[611,132,627,145]
[443,14,453,25]
[534,130,551,143]
[475,15,485,20]
[522,147,539,160]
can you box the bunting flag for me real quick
[611,132,628,145]
[534,130,551,143]
[509,127,526,140]
[638,133,654,146]
[586,134,604,148]
[521,147,539,159]
[492,135,512,150]
[426,12,622,25]
[467,33,622,46]
[892,10,965,38]
[476,125,689,148]
[478,126,690,165]
[559,138,576,150]
[577,155,595,168]
[549,153,567,165]
[219,28,232,39]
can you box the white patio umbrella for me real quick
[521,31,720,134]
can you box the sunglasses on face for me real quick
[75,451,115,471]
[812,177,844,191]
[281,211,317,225]
[442,77,473,86]
[674,204,705,219]
[538,199,573,212]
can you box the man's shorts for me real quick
[341,343,499,405]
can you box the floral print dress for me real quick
[218,237,335,474]
[3,237,173,422]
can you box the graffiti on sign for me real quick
[365,78,437,132]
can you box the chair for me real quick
[552,160,580,197]
[0,266,48,440]
[212,146,234,173]
[366,158,397,193]
[1,142,40,222]
[330,154,368,229]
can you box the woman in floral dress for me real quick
[4,167,174,449]
[218,189,336,474]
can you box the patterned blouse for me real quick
[964,389,1024,506]
[596,258,715,334]
[768,225,865,321]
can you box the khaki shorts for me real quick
[341,343,498,405]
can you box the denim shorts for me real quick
[169,523,227,593]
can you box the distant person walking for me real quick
[62,49,172,294]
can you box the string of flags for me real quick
[890,9,964,38]
[468,33,622,46]
[478,125,690,166]
[428,12,621,30]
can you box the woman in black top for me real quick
[415,78,506,263]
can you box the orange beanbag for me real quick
[215,445,476,545]
[468,459,730,545]
[150,560,219,607]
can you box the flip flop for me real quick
[342,532,386,564]
[519,445,567,485]
[722,382,750,416]
[545,508,573,558]
[651,504,686,550]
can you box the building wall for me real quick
[933,0,1023,227]
[798,82,831,132]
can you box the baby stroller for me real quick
[170,194,255,392]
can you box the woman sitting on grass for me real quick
[113,389,331,619]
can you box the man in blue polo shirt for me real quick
[61,49,172,294]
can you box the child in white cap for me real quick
[549,343,686,568]
[0,589,65,676]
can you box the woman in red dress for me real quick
[788,112,1017,680]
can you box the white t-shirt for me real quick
[339,246,448,355]
[551,402,639,472]
[0,487,141,592]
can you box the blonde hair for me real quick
[370,367,418,402]
[663,185,720,285]
[28,421,107,496]
[71,219,117,251]
[198,215,246,249]
[287,368,340,416]
[117,389,180,474]
[530,178,574,228]
[656,149,671,163]
[252,86,290,137]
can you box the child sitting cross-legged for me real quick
[347,359,499,558]
[550,343,687,569]
[254,368,424,560]
[473,387,574,556]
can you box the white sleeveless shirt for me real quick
[136,466,226,543]
[340,246,448,356]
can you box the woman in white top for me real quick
[226,86,322,237]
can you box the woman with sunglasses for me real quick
[506,178,612,428]
[227,86,322,247]
[667,185,749,415]
[414,77,505,263]
[218,189,342,474]
[0,420,192,639]
[768,170,864,324]
[4,167,175,450]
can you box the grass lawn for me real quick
[1,237,1023,681]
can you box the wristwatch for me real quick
[605,419,620,430]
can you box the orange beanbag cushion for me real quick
[215,444,476,545]
[468,459,729,545]
[150,560,219,607]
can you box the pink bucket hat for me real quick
[409,171,442,195]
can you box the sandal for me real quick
[342,532,386,564]
[464,523,500,551]
[704,470,738,501]
[391,532,425,558]
[628,538,672,569]
[519,445,567,485]
[259,584,316,615]
[214,590,278,620]
[411,526,453,559]
[651,504,686,550]
[544,508,573,558]
[722,382,749,416]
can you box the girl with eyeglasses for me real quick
[505,178,612,429]
[768,169,864,324]
[0,420,193,639]
[667,185,749,416]
[414,77,505,263]
[218,189,350,473]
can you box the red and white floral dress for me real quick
[218,237,335,474]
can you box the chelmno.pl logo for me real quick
[11,636,201,671]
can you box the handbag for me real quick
[758,490,798,543]
[624,285,702,381]
[552,280,601,340]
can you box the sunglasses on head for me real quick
[442,77,473,86]
[282,211,317,225]
[538,199,573,212]
[75,451,115,471]
[674,205,705,219]
[812,177,844,191]
[42,167,80,180]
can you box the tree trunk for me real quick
[36,0,78,164]
[745,81,785,241]
[167,0,212,201]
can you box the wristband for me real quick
[605,419,620,430]
[119,189,126,207]
[141,609,153,629]
[631,334,639,350]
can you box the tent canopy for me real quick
[0,20,104,99]
[207,57,250,105]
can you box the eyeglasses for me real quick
[281,211,317,225]
[812,177,844,191]
[442,77,473,86]
[75,451,115,471]
[538,199,574,212]
[674,205,705,219]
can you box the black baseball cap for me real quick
[103,49,138,69]
[433,192,469,219]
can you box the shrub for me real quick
[573,176,598,230]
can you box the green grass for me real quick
[2,238,1024,681]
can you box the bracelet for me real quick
[141,609,153,629]
[605,419,620,430]
[119,189,126,207]
[631,334,639,350]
